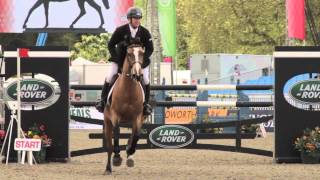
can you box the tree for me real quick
[71,33,111,62]
[176,0,287,69]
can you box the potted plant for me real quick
[24,123,52,163]
[294,126,320,164]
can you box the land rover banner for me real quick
[274,46,320,163]
[4,46,69,162]
[4,74,61,110]
[0,0,133,33]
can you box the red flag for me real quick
[114,0,134,26]
[18,48,29,57]
[286,0,305,40]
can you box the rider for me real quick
[96,7,154,115]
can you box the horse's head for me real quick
[125,44,145,81]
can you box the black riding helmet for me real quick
[127,7,142,19]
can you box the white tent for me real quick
[71,57,97,65]
[70,57,111,85]
[70,57,96,84]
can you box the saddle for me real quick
[106,74,145,105]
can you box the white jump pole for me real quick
[17,48,21,163]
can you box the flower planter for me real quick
[33,147,48,163]
[300,152,320,164]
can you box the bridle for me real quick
[125,44,144,81]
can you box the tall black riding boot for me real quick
[143,84,152,116]
[96,81,110,113]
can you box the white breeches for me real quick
[106,62,150,85]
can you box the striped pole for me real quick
[70,84,273,91]
[151,84,273,90]
[4,51,70,58]
[71,101,273,107]
[155,101,273,107]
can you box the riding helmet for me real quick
[127,7,142,19]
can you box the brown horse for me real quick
[103,44,145,174]
[23,0,109,28]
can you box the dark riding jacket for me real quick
[108,24,154,68]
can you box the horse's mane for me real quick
[127,37,143,49]
[127,44,143,49]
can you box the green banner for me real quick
[157,0,177,59]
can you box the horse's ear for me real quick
[130,37,141,45]
[135,37,141,44]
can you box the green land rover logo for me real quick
[149,125,194,148]
[289,80,320,105]
[5,74,61,110]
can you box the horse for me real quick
[103,43,146,174]
[22,0,110,29]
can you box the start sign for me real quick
[14,138,41,151]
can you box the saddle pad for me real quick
[106,79,145,105]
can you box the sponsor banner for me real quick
[149,125,194,148]
[4,74,61,110]
[228,108,274,132]
[4,46,70,161]
[165,108,228,124]
[70,106,274,131]
[284,74,320,110]
[244,108,274,132]
[70,107,103,129]
[70,107,103,120]
[69,106,274,131]
[208,108,228,117]
[273,46,320,162]
[165,108,196,124]
[249,114,274,132]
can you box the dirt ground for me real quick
[1,130,320,180]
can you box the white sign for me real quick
[14,138,41,151]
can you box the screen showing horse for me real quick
[0,0,134,33]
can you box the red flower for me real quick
[41,134,48,139]
[39,125,45,131]
[0,130,5,139]
[24,123,52,147]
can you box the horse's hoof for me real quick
[103,170,112,175]
[69,25,74,29]
[104,165,112,175]
[23,24,27,29]
[113,155,122,166]
[126,156,134,167]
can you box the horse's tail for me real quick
[102,0,110,9]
